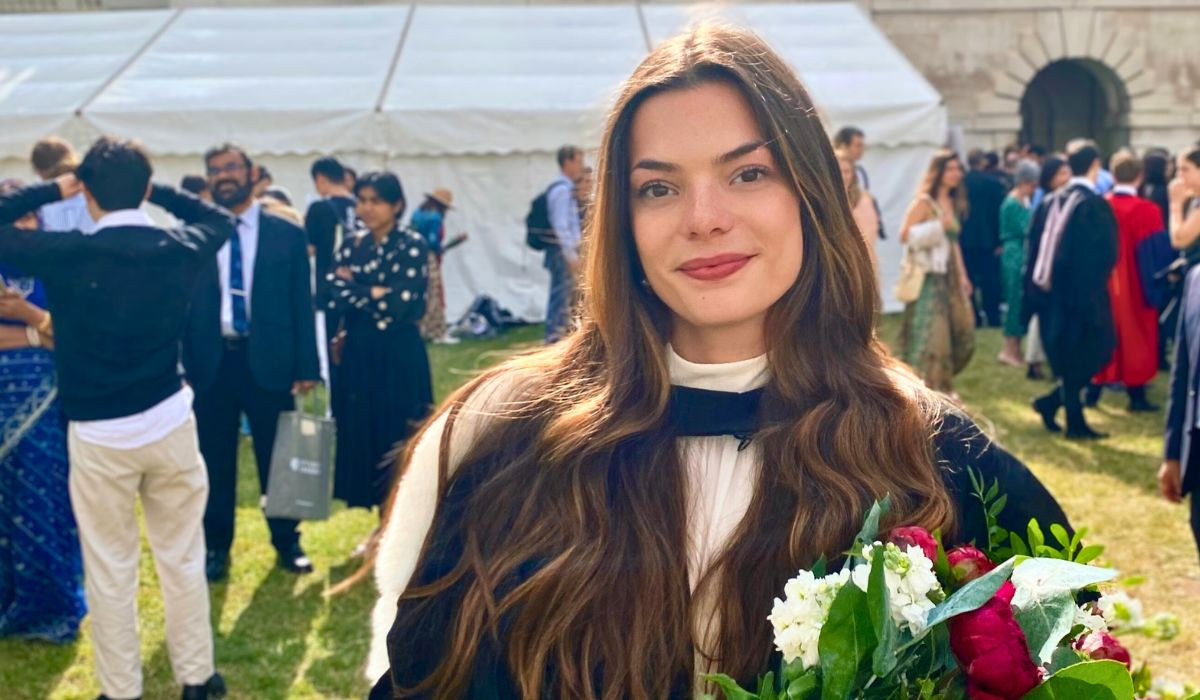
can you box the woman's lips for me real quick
[677,253,754,281]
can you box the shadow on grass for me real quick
[307,560,376,698]
[215,567,324,698]
[0,636,79,700]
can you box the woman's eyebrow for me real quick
[631,140,769,174]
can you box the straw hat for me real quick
[426,188,454,209]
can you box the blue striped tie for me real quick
[230,219,249,336]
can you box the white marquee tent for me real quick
[0,2,947,318]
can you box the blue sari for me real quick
[0,267,85,643]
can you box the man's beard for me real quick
[211,179,253,209]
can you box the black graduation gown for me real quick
[368,404,1069,699]
[1022,184,1120,384]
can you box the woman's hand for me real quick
[1169,177,1193,205]
[370,286,391,300]
[960,275,973,300]
[335,266,354,281]
[0,291,44,326]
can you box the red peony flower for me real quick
[1073,630,1132,669]
[888,526,938,561]
[949,582,1042,700]
[947,545,997,585]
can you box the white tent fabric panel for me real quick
[381,4,648,157]
[0,10,172,157]
[84,6,410,155]
[639,2,946,148]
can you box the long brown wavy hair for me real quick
[917,148,969,219]
[381,24,954,699]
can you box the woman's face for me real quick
[628,81,803,351]
[356,186,404,233]
[940,159,964,189]
[837,156,855,192]
[1178,157,1200,190]
[1051,164,1072,191]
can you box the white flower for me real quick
[1148,677,1196,700]
[1073,604,1108,635]
[850,542,943,636]
[1097,591,1144,630]
[768,568,851,669]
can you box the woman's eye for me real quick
[734,167,768,184]
[638,182,673,199]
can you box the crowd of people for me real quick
[3,43,1200,697]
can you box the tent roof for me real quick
[0,2,944,158]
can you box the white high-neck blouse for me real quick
[366,347,771,685]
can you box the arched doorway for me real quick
[1019,59,1130,156]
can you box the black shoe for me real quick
[1032,396,1061,433]
[1026,364,1046,381]
[1083,384,1102,408]
[276,543,314,574]
[1065,425,1108,440]
[1129,398,1160,413]
[96,695,140,700]
[182,673,227,700]
[205,550,229,583]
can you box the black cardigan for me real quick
[369,410,1069,699]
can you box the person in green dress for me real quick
[897,150,975,399]
[997,160,1041,367]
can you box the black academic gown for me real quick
[1023,184,1120,385]
[369,398,1068,699]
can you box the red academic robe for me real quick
[1093,192,1161,387]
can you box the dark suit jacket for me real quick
[1165,265,1200,495]
[961,170,1006,250]
[183,208,320,393]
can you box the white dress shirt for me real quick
[1112,184,1138,197]
[72,208,194,449]
[366,345,770,686]
[216,202,260,337]
[39,192,95,233]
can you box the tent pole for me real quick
[376,2,417,113]
[635,0,652,52]
[76,8,183,117]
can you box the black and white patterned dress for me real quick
[325,227,434,509]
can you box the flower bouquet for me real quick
[705,476,1191,700]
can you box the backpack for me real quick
[525,180,571,251]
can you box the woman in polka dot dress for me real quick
[325,171,434,515]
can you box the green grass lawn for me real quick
[3,319,1198,698]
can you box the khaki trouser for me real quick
[68,415,214,699]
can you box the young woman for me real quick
[1169,147,1200,255]
[409,188,456,344]
[325,172,434,529]
[996,160,1040,367]
[837,153,879,274]
[896,150,975,399]
[366,25,1067,699]
[0,180,85,643]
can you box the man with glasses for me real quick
[183,143,321,582]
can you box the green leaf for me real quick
[1120,575,1145,587]
[1028,520,1046,552]
[1021,660,1135,700]
[986,479,1000,502]
[933,529,951,584]
[818,579,875,700]
[811,555,827,579]
[1013,590,1077,664]
[785,672,819,700]
[1050,523,1071,549]
[1010,532,1030,557]
[704,674,759,700]
[988,493,1009,519]
[847,497,891,569]
[1075,544,1105,564]
[781,658,807,684]
[756,671,778,700]
[923,558,1016,629]
[1010,559,1117,609]
[1047,646,1087,674]
[867,548,900,677]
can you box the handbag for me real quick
[264,389,336,521]
[894,249,926,303]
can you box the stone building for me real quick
[6,0,1197,156]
